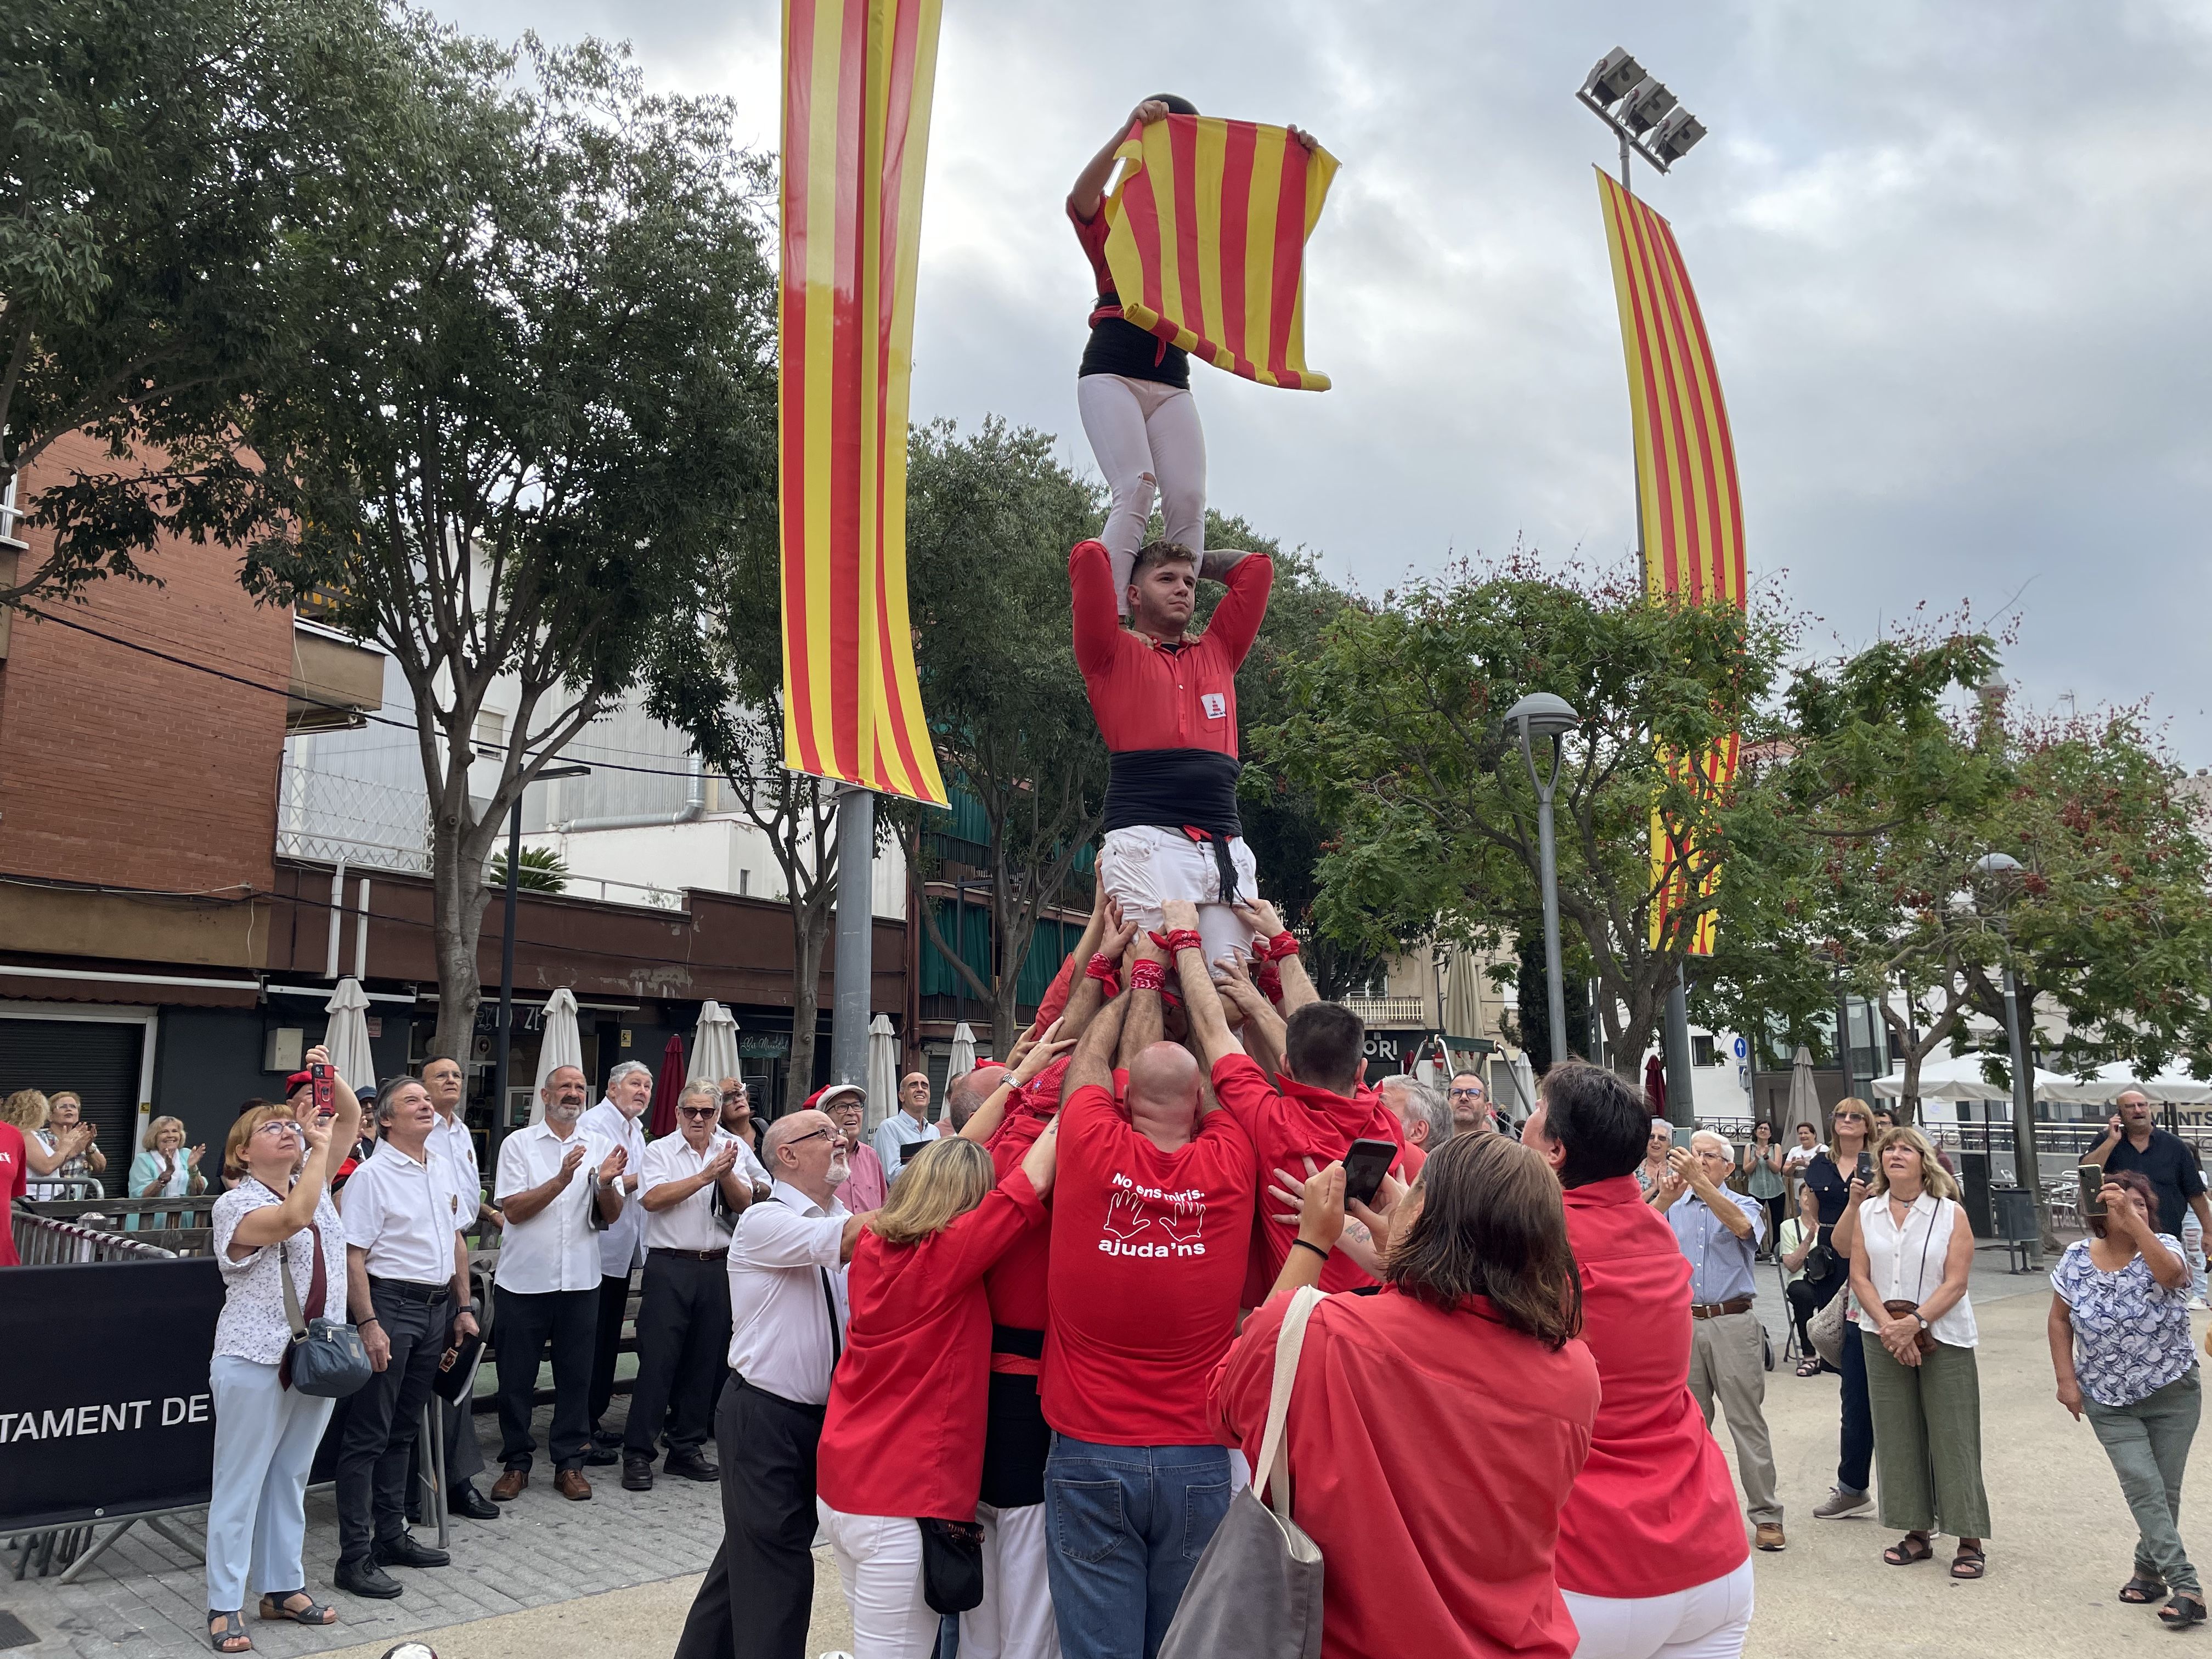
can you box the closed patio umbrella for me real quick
[530,988,584,1124]
[323,978,377,1097]
[689,1000,741,1086]
[1782,1045,1825,1146]
[648,1034,686,1138]
[866,1015,900,1134]
[949,1023,977,1085]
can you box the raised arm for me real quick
[1064,991,1131,1106]
[1070,541,1125,681]
[1203,552,1274,670]
[1069,101,1164,221]
[1161,900,1242,1072]
[1215,953,1286,1075]
[1120,932,1166,1063]
[1232,898,1314,1013]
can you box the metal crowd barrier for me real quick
[21,1194,218,1256]
[10,1212,178,1264]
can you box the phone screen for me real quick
[1341,1137,1398,1209]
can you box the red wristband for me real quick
[1085,953,1122,996]
[1256,962,1285,1003]
[1128,958,1167,992]
[1263,932,1301,961]
[1149,928,1204,957]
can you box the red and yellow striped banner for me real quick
[777,0,948,805]
[1099,115,1338,391]
[1596,170,1746,956]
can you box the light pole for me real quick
[488,761,591,1169]
[1507,693,1579,1072]
[1974,850,2046,1265]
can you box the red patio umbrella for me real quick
[1644,1053,1667,1120]
[648,1034,686,1137]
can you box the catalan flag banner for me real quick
[1595,170,1747,956]
[1099,116,1339,391]
[777,0,948,806]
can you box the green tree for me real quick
[3,0,408,605]
[236,31,778,1059]
[488,844,568,894]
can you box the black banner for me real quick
[0,1259,225,1531]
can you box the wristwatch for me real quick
[1914,1313,1930,1331]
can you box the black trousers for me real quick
[494,1285,596,1472]
[335,1280,449,1564]
[406,1299,488,1504]
[673,1379,822,1659]
[588,1269,631,1431]
[623,1252,732,1462]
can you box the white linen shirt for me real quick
[641,1128,770,1253]
[494,1119,617,1294]
[579,1098,650,1277]
[429,1109,481,1207]
[726,1179,851,1406]
[1858,1190,1977,1347]
[339,1139,467,1285]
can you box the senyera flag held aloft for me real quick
[1101,114,1340,392]
[778,0,948,806]
[1596,169,1746,956]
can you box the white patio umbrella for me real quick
[1510,1049,1537,1125]
[949,1023,977,1085]
[322,978,377,1096]
[1869,1052,2066,1103]
[1781,1045,1825,1146]
[2038,1062,2212,1106]
[689,1000,742,1086]
[529,988,584,1125]
[866,1015,900,1133]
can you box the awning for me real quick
[0,962,262,1009]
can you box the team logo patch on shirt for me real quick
[1098,1175,1207,1257]
[1200,692,1227,720]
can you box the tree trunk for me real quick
[785,893,831,1116]
[428,800,493,1062]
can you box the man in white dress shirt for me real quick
[490,1065,625,1503]
[622,1080,772,1492]
[871,1070,936,1181]
[415,1055,497,1521]
[334,1079,477,1599]
[674,1109,865,1659]
[582,1059,653,1462]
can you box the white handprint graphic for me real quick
[1157,1193,1205,1249]
[1102,1188,1152,1243]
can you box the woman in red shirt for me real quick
[816,1129,1058,1659]
[1211,1131,1599,1659]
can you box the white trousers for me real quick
[1098,825,1260,973]
[205,1353,335,1612]
[1562,1559,1754,1659]
[958,1501,1059,1659]
[1076,374,1206,616]
[818,1502,941,1659]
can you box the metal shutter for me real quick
[0,1017,144,1155]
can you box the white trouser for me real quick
[205,1353,335,1612]
[817,1502,941,1659]
[1562,1559,1754,1659]
[1077,374,1206,616]
[2186,1214,2208,1304]
[958,1501,1059,1659]
[1099,825,1260,972]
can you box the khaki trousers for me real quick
[1861,1329,1992,1539]
[1688,1308,1781,1525]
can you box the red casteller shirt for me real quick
[1043,1082,1256,1446]
[1070,539,1272,757]
[1210,1054,1411,1295]
[1214,1286,1598,1659]
[1555,1176,1748,1599]
[816,1169,1047,1521]
[0,1123,24,1266]
[979,1064,1072,1359]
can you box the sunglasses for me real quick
[678,1106,717,1120]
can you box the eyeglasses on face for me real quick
[783,1127,834,1150]
[1448,1087,1485,1099]
[677,1105,717,1120]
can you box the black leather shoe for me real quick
[663,1452,720,1482]
[334,1559,402,1600]
[621,1458,654,1492]
[448,1483,500,1521]
[584,1443,620,1466]
[373,1533,450,1570]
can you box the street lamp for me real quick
[1506,692,1579,1073]
[1578,47,1709,187]
[1973,850,2045,1265]
[488,761,592,1167]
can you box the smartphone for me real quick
[2077,1163,2106,1219]
[310,1062,335,1119]
[1854,1150,1874,1185]
[1342,1138,1399,1209]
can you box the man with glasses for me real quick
[1448,1071,1494,1135]
[718,1077,761,1158]
[674,1109,864,1659]
[812,1084,885,1212]
[622,1080,771,1492]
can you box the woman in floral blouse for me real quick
[2049,1167,2202,1628]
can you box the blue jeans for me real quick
[1044,1436,1231,1659]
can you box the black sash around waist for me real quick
[1103,749,1243,838]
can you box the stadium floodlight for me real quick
[1646,108,1708,166]
[1582,48,1645,108]
[1619,77,1677,136]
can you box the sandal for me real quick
[1951,1544,1988,1580]
[1795,1357,1824,1378]
[257,1592,336,1626]
[2162,1593,2208,1629]
[1883,1532,1935,1566]
[2124,1576,2170,1604]
[207,1611,252,1654]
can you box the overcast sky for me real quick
[437,0,2212,763]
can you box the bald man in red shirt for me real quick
[1070,535,1272,972]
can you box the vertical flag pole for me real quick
[831,784,876,1089]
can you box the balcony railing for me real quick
[1344,994,1429,1026]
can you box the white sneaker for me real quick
[2191,1297,2208,1312]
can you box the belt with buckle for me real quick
[651,1246,729,1261]
[1690,1296,1755,1319]
[369,1276,451,1304]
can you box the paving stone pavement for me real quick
[2,1400,725,1659]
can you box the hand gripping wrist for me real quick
[1148,928,1204,957]
[1128,958,1168,993]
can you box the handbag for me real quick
[1808,1286,1850,1369]
[1883,1299,1937,1355]
[279,1222,373,1398]
[1158,1284,1325,1659]
[918,1518,985,1615]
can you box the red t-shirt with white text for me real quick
[1043,1083,1256,1446]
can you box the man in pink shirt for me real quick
[815,1086,885,1214]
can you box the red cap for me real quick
[805,1084,865,1112]
[285,1071,315,1094]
